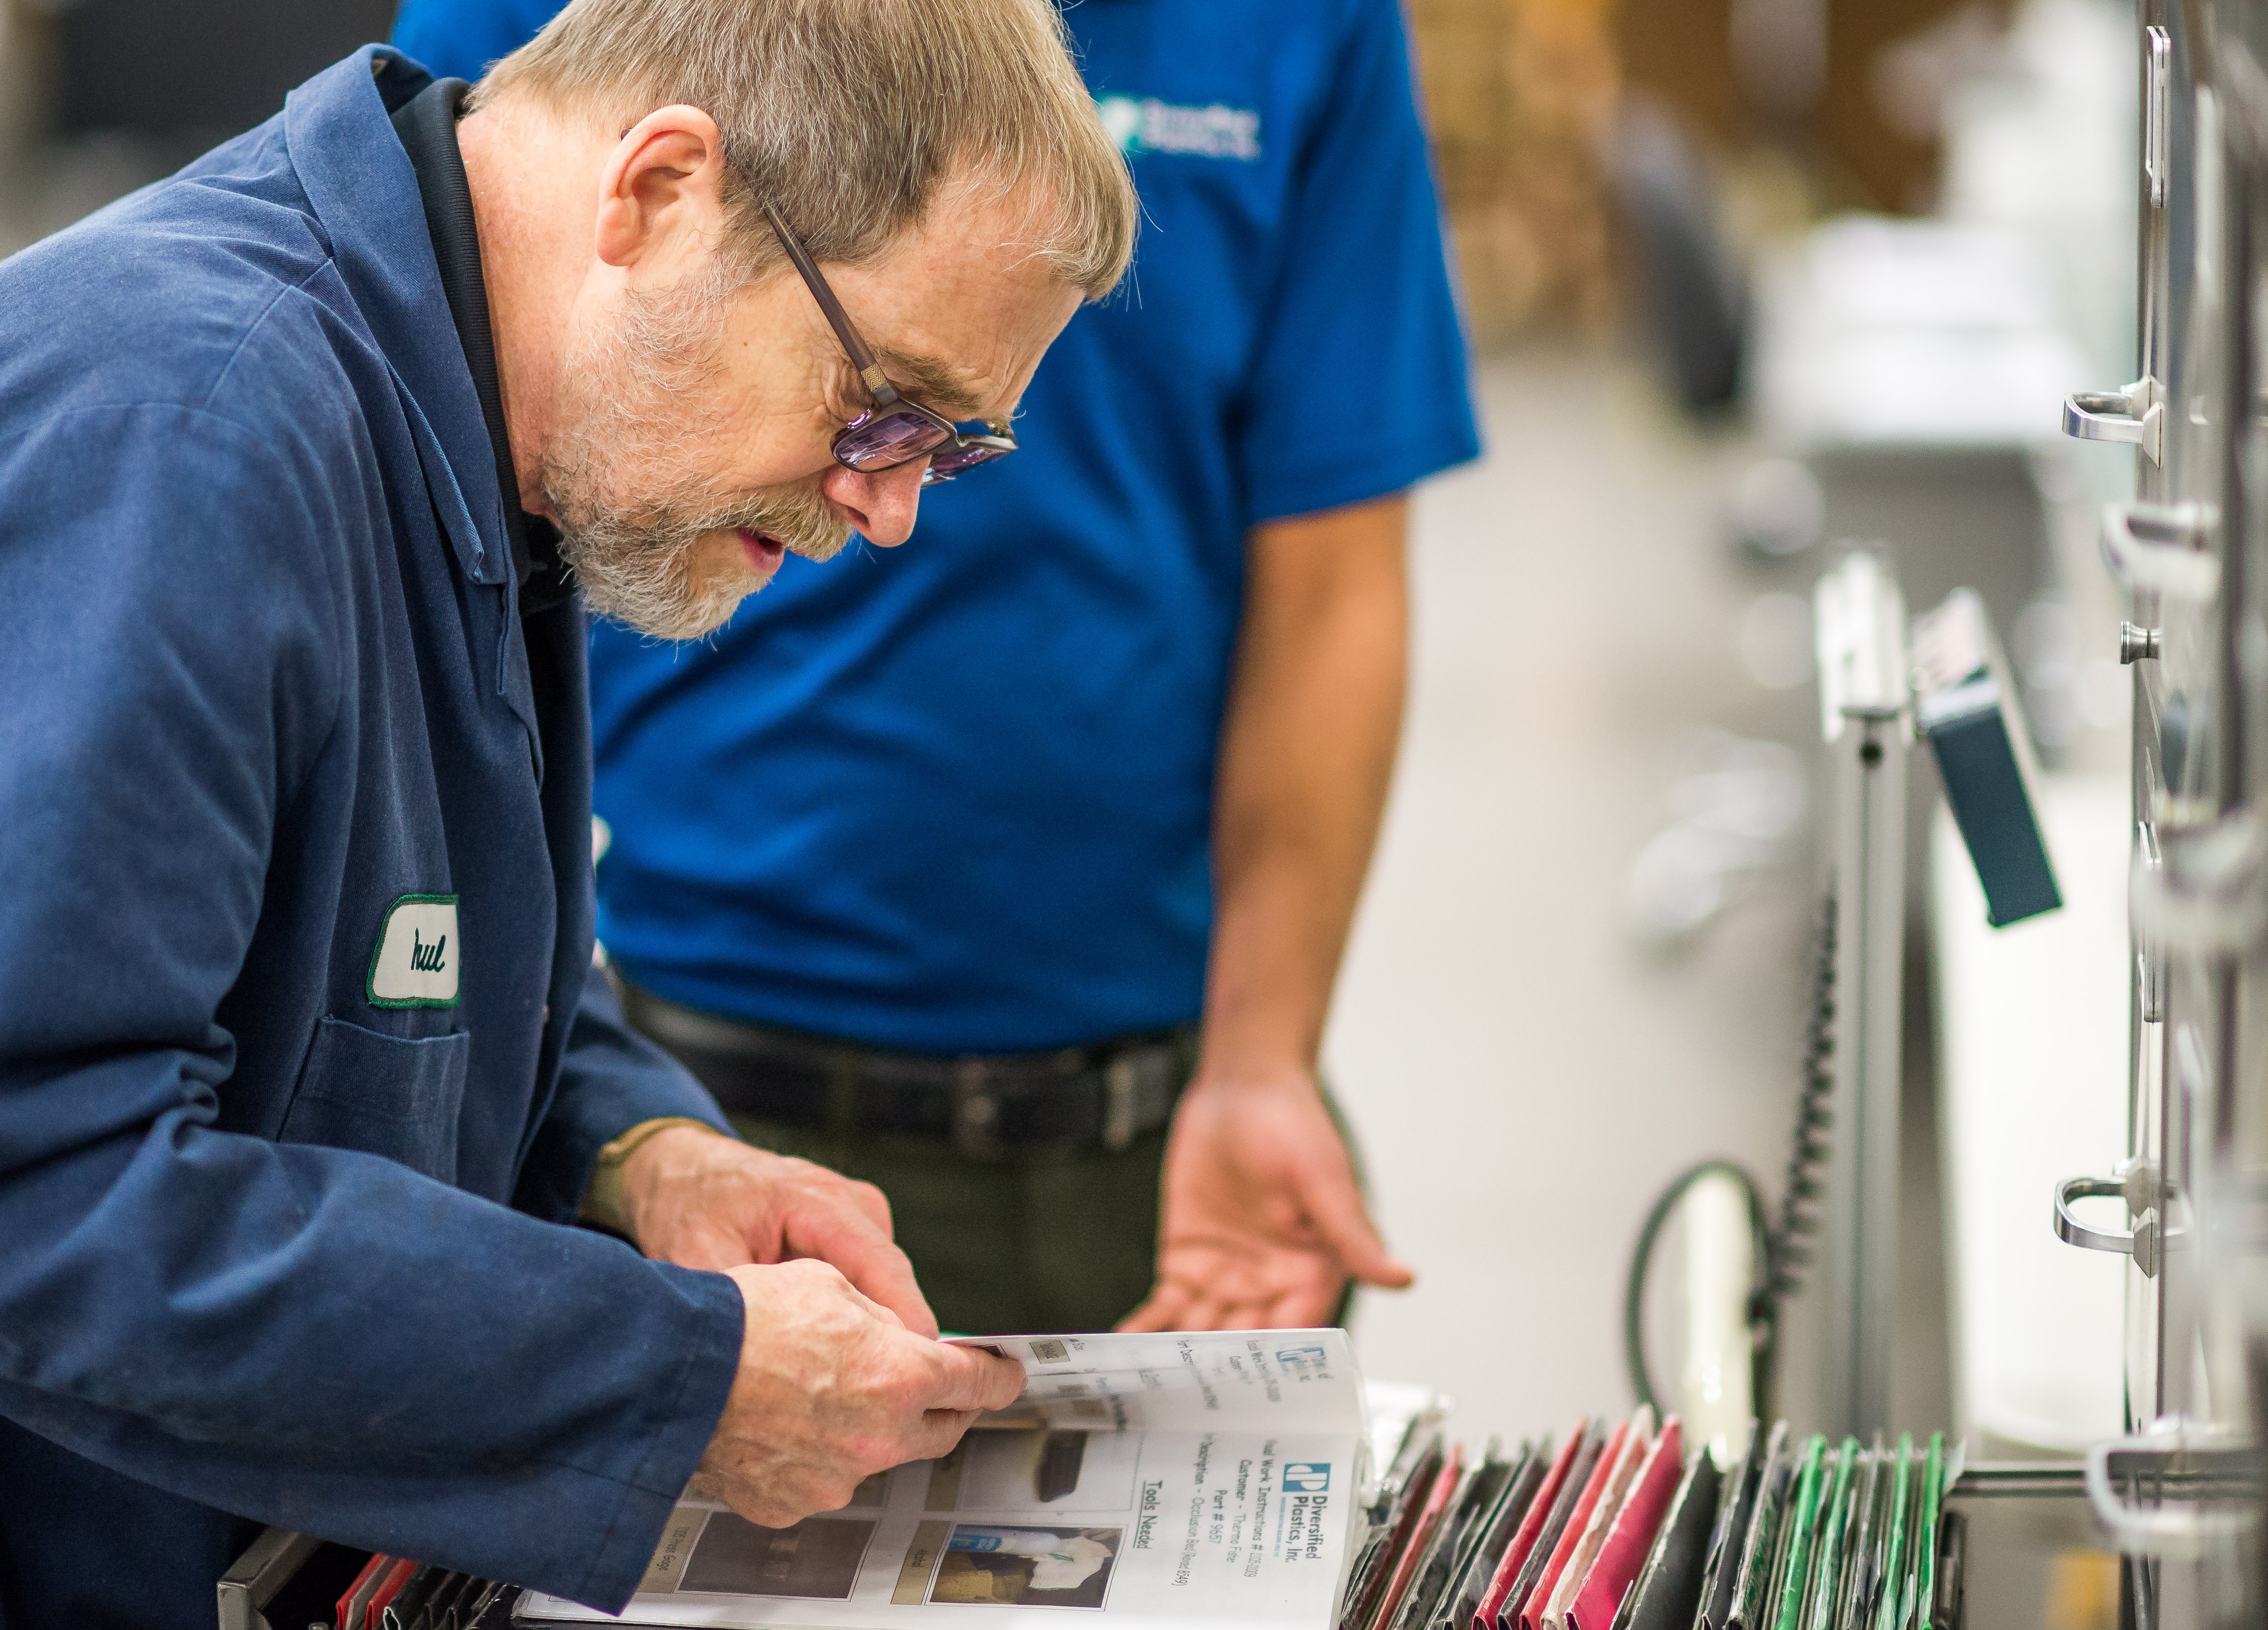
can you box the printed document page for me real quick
[517,1330,1367,1630]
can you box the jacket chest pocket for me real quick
[278,1017,473,1184]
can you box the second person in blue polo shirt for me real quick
[393,0,1481,1334]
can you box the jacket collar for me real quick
[283,46,513,587]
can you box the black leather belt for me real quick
[617,979,1196,1161]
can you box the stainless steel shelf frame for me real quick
[2056,2,2268,1623]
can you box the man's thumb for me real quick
[1306,1170,1415,1290]
[928,1342,1029,1413]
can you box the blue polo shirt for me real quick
[394,0,1481,1052]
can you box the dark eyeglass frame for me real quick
[762,202,1018,486]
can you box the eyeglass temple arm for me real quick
[762,202,899,405]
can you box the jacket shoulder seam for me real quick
[197,258,338,415]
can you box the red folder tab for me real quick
[336,1554,388,1630]
[1518,1420,1628,1630]
[1568,1419,1685,1630]
[1375,1445,1464,1630]
[365,1557,418,1630]
[1476,1427,1587,1630]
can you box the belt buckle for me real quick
[953,1061,1004,1161]
[1102,1056,1138,1152]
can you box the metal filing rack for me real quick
[2055,0,2268,1622]
[1811,552,1911,1445]
[1798,6,2268,1613]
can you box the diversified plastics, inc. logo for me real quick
[1096,94,1262,161]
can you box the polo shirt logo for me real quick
[1096,95,1262,161]
[368,894,460,1008]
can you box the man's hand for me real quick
[697,1262,1026,1526]
[617,1124,940,1337]
[1119,1066,1413,1332]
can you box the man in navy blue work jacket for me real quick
[394,0,1482,1336]
[0,0,1137,1619]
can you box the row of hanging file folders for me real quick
[1342,1413,1961,1630]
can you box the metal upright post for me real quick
[1812,551,1911,1440]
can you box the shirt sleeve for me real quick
[390,0,568,81]
[514,959,736,1226]
[0,403,739,1612]
[1235,0,1483,524]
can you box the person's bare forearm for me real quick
[1120,494,1415,1330]
[1198,494,1409,1082]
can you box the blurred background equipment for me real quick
[42,0,392,133]
[0,0,390,253]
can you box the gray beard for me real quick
[540,281,850,641]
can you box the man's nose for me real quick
[822,459,927,547]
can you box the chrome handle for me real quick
[2065,382,2164,461]
[2147,27,2170,207]
[2065,391,2146,441]
[2134,814,2268,954]
[2100,499,2217,600]
[2085,1426,2257,1556]
[2054,1174,2158,1274]
[2135,821,2164,1022]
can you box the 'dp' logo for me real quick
[1284,1463,1330,1493]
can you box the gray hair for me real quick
[475,0,1137,297]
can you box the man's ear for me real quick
[594,104,731,271]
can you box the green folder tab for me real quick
[1770,1437,1827,1630]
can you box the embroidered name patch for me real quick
[368,894,460,1008]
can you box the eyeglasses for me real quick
[763,202,1018,485]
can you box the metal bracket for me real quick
[216,1527,319,1630]
[2134,813,2268,953]
[2056,1174,2161,1276]
[2148,27,2171,207]
[2084,1424,2259,1556]
[2101,499,2216,600]
[2066,381,2165,462]
[2136,820,2165,1021]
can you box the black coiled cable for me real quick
[1623,884,1840,1418]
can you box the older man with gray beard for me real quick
[0,1,1133,1622]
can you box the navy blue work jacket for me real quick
[0,47,743,1627]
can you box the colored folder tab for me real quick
[1911,588,2059,926]
[1374,1446,1465,1630]
[1497,1426,1609,1630]
[337,1553,390,1630]
[364,1557,418,1630]
[1544,1410,1660,1630]
[1477,1429,1588,1630]
[1568,1418,1684,1630]
[1612,1447,1723,1630]
[1519,1411,1641,1630]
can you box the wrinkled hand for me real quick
[1120,1068,1413,1331]
[696,1262,1027,1526]
[619,1125,938,1337]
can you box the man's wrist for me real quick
[579,1116,730,1233]
[1182,1054,1320,1101]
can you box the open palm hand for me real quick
[1119,1068,1413,1331]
